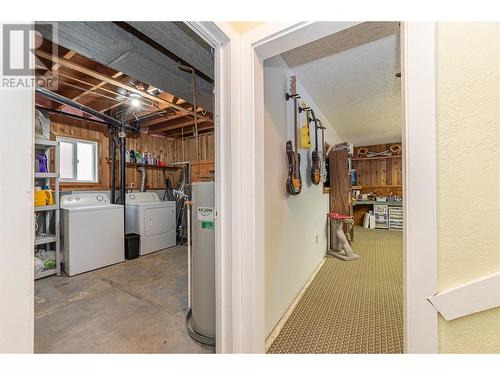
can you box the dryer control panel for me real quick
[125,192,160,203]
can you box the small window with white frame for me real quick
[57,137,98,183]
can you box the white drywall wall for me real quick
[264,55,342,335]
[436,22,500,353]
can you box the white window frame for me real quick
[57,136,98,183]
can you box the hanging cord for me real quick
[178,63,200,180]
[181,127,186,163]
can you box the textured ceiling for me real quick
[282,22,401,146]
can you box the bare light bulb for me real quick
[131,98,140,107]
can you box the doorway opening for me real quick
[32,22,217,353]
[263,22,404,353]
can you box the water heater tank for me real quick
[186,181,215,345]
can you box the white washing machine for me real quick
[61,193,124,276]
[125,192,176,255]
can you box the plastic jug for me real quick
[34,188,47,206]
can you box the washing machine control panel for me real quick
[61,193,110,208]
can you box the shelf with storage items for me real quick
[34,139,61,280]
[351,155,402,161]
[126,162,180,171]
[34,234,58,246]
[34,204,59,212]
[35,172,58,179]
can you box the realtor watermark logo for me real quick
[1,23,58,90]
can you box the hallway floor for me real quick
[268,226,403,354]
[34,246,213,354]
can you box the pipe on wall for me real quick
[34,105,111,127]
[119,123,127,238]
[137,166,146,192]
[110,127,117,203]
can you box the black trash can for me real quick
[125,233,140,260]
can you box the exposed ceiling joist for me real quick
[99,101,124,113]
[152,118,211,133]
[42,50,76,79]
[163,124,213,138]
[36,49,208,119]
[142,112,192,128]
[58,71,125,110]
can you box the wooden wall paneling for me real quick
[352,142,402,196]
[49,114,214,191]
[358,160,366,186]
[190,160,215,182]
[397,157,403,186]
[386,158,393,186]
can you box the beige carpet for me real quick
[267,226,403,354]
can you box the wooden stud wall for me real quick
[50,114,214,191]
[173,133,215,162]
[352,143,403,197]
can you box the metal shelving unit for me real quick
[34,139,61,280]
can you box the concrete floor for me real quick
[34,246,214,354]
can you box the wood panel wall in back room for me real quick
[352,143,403,197]
[49,114,214,191]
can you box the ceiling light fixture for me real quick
[131,98,140,107]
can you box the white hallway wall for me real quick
[0,22,34,352]
[264,55,342,335]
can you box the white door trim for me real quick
[401,22,438,353]
[231,21,439,353]
[186,21,239,354]
[0,22,35,353]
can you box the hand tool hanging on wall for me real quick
[309,109,321,185]
[298,102,311,149]
[178,63,201,180]
[285,76,302,195]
